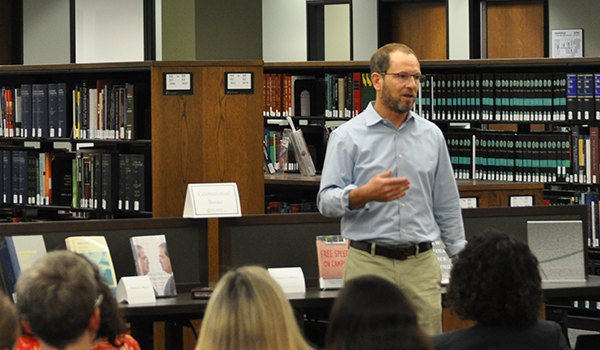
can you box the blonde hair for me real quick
[195,266,313,350]
[0,292,19,350]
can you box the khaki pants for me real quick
[343,245,442,335]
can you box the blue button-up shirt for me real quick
[317,103,466,257]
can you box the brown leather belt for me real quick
[350,240,432,261]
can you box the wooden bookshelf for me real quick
[265,174,544,209]
[0,61,265,221]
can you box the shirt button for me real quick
[402,229,406,233]
[402,204,405,207]
[398,154,402,158]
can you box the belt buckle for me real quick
[391,247,408,261]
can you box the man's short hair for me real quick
[370,43,417,75]
[16,250,127,348]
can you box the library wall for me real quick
[194,0,262,60]
[548,0,600,57]
[23,0,70,65]
[262,0,307,63]
[160,0,196,61]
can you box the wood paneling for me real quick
[390,2,447,59]
[151,61,264,218]
[457,180,544,207]
[487,1,545,58]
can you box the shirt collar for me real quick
[364,101,415,127]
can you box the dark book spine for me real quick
[101,153,118,211]
[50,153,75,207]
[0,236,16,295]
[93,153,102,209]
[57,83,68,138]
[37,84,49,138]
[48,83,58,138]
[27,151,38,205]
[130,154,146,211]
[2,150,11,204]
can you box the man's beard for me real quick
[381,83,414,114]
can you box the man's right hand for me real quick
[349,170,410,209]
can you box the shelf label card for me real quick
[268,267,306,294]
[510,195,534,207]
[459,197,478,209]
[117,276,156,305]
[183,183,242,218]
[163,72,193,95]
[225,72,254,94]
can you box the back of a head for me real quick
[447,231,543,328]
[0,292,19,350]
[15,250,127,349]
[195,266,311,350]
[325,275,433,350]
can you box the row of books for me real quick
[266,201,318,214]
[0,84,69,139]
[263,73,375,119]
[446,126,600,185]
[0,234,176,299]
[73,151,151,212]
[0,148,150,213]
[416,72,600,123]
[0,81,147,140]
[263,71,600,124]
[263,129,298,173]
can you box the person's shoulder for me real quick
[330,114,367,136]
[430,327,472,349]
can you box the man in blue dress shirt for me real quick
[317,43,467,335]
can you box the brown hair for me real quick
[0,292,19,350]
[370,43,417,75]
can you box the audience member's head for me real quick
[447,230,543,329]
[325,275,434,350]
[15,250,128,350]
[195,266,313,350]
[0,292,19,350]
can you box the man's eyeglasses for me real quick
[380,72,426,84]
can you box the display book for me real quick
[65,236,118,294]
[129,234,177,297]
[0,234,47,298]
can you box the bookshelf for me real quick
[0,61,264,221]
[262,57,600,216]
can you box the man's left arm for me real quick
[432,137,467,257]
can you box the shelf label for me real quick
[163,72,193,95]
[225,72,254,94]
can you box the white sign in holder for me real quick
[116,276,156,304]
[182,183,242,218]
[268,267,306,294]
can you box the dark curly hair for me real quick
[446,230,543,329]
[325,275,434,350]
